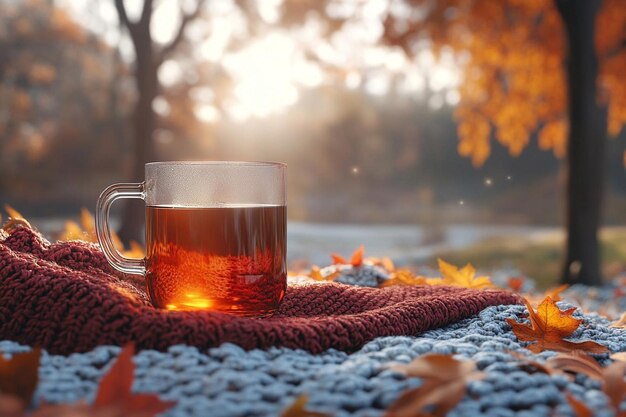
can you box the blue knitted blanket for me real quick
[2,294,623,417]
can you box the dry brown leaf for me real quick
[610,312,626,329]
[0,348,41,407]
[545,351,603,380]
[280,395,332,417]
[380,270,427,287]
[0,393,26,417]
[544,284,569,302]
[92,344,176,416]
[4,205,24,220]
[603,360,626,410]
[425,259,493,289]
[611,352,626,362]
[506,297,608,354]
[566,393,593,417]
[386,354,481,417]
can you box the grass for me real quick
[426,227,626,289]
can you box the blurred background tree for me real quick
[2,0,626,287]
[271,0,626,285]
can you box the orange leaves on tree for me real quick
[506,297,608,353]
[280,395,332,417]
[385,354,482,417]
[426,259,493,289]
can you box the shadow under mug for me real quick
[95,161,287,317]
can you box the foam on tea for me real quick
[145,204,286,316]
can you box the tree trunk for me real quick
[556,0,608,285]
[118,30,157,244]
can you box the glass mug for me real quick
[95,161,287,317]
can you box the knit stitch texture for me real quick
[0,225,520,355]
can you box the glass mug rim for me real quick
[145,160,286,168]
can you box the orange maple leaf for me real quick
[330,245,365,267]
[544,284,569,302]
[93,344,175,416]
[425,259,493,289]
[380,269,427,287]
[506,297,608,354]
[386,354,482,417]
[330,254,347,265]
[350,245,364,267]
[280,395,332,417]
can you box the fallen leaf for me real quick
[0,393,25,417]
[380,257,395,272]
[280,395,332,417]
[380,270,427,287]
[330,254,347,265]
[610,312,626,329]
[350,245,364,267]
[602,360,626,410]
[367,256,396,272]
[506,297,608,354]
[308,266,339,282]
[611,352,626,362]
[57,208,144,259]
[566,393,593,417]
[0,348,41,407]
[4,205,24,220]
[426,259,493,289]
[507,277,524,292]
[545,351,603,380]
[92,344,176,416]
[386,354,481,417]
[544,284,568,302]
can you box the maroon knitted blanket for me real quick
[0,224,521,355]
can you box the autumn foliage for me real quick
[506,297,608,353]
[383,0,626,166]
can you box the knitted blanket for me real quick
[0,225,520,355]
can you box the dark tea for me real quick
[145,205,286,316]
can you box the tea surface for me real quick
[145,205,286,316]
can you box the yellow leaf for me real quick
[381,269,428,287]
[79,208,97,241]
[506,297,608,353]
[426,259,493,289]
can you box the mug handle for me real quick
[95,182,146,275]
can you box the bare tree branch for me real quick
[114,0,132,28]
[140,0,154,26]
[158,0,207,63]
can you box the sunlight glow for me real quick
[222,32,321,119]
